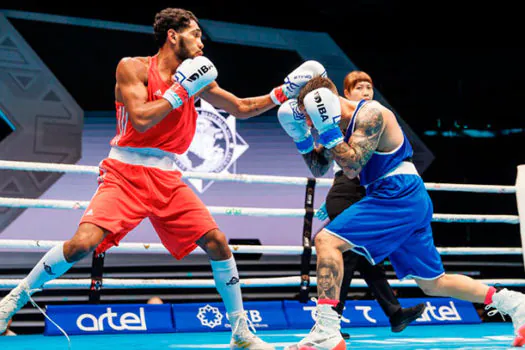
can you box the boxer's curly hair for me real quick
[297,76,339,109]
[154,8,198,48]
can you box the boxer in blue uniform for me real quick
[284,76,525,350]
[277,70,426,339]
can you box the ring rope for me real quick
[0,239,521,256]
[0,160,517,193]
[0,277,524,289]
[0,197,519,223]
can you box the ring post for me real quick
[299,178,316,303]
[516,165,525,271]
[89,252,106,303]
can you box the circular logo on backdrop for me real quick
[173,99,249,193]
[174,108,235,173]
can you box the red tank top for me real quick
[110,55,197,154]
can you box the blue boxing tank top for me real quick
[344,99,414,186]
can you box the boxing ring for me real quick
[0,324,519,349]
[0,160,524,349]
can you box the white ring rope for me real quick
[424,182,516,193]
[0,239,521,256]
[0,161,523,295]
[0,197,519,223]
[0,160,517,193]
[1,278,525,289]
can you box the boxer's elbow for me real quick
[309,161,331,177]
[233,101,252,119]
[133,123,150,133]
[129,114,152,133]
[343,167,360,179]
[310,167,329,178]
[302,150,331,178]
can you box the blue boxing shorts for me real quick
[324,174,445,280]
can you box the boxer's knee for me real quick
[64,223,108,262]
[197,228,231,260]
[315,229,351,253]
[416,275,445,296]
[314,230,333,250]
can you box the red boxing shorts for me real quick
[79,158,218,259]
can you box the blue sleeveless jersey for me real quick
[344,100,414,186]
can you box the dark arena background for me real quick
[0,1,524,349]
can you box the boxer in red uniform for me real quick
[0,8,326,349]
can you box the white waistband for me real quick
[384,161,418,178]
[108,147,178,171]
[364,161,419,188]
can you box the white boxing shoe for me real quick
[285,299,346,350]
[0,280,32,333]
[229,311,275,350]
[487,287,525,347]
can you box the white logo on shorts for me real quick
[173,99,249,193]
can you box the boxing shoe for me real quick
[390,303,426,333]
[0,280,32,333]
[229,311,275,349]
[487,287,525,347]
[285,300,346,350]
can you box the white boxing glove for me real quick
[277,99,314,154]
[270,60,327,105]
[303,87,343,149]
[163,56,218,109]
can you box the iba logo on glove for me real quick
[314,91,329,122]
[187,64,215,82]
[313,90,341,124]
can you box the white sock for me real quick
[24,242,74,289]
[210,256,244,316]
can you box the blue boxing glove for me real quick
[303,87,343,149]
[277,99,314,154]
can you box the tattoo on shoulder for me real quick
[349,105,384,163]
[328,104,385,178]
[355,104,384,138]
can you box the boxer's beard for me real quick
[176,37,193,61]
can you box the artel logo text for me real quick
[76,307,147,331]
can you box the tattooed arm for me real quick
[301,145,333,177]
[331,102,386,179]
